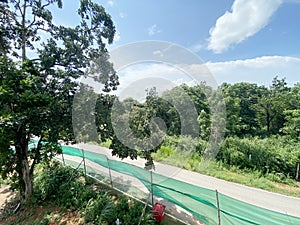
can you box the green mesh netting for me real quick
[29,142,300,225]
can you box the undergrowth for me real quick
[0,161,158,225]
[152,146,300,198]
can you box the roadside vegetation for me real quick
[151,135,300,197]
[0,161,160,225]
[98,78,300,197]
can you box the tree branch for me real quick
[15,0,22,17]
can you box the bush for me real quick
[152,146,174,161]
[84,193,114,224]
[31,161,157,225]
[217,136,300,178]
[84,195,155,225]
[33,161,97,210]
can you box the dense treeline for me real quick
[95,77,300,180]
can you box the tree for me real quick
[221,82,269,136]
[0,0,117,200]
[256,77,290,135]
[0,1,14,56]
[221,82,242,136]
[110,88,166,169]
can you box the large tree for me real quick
[221,82,263,136]
[256,77,290,135]
[0,0,117,200]
[109,88,166,169]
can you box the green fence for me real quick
[29,142,300,225]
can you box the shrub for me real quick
[217,136,300,178]
[84,193,114,224]
[84,195,155,225]
[33,161,97,210]
[152,146,174,161]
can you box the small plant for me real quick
[152,146,174,161]
[84,194,155,225]
[84,193,114,224]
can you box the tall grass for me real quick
[152,146,300,198]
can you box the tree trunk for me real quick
[22,158,33,200]
[15,130,33,200]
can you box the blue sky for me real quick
[50,0,300,88]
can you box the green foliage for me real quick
[109,87,167,169]
[84,194,156,225]
[4,161,158,224]
[84,193,115,224]
[0,0,117,199]
[198,110,211,140]
[184,153,202,171]
[221,82,262,136]
[103,78,299,186]
[33,162,96,210]
[153,146,174,159]
[281,109,300,139]
[33,162,156,224]
[217,136,300,177]
[101,139,112,148]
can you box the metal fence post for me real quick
[61,152,65,165]
[81,149,87,177]
[107,156,113,188]
[296,163,299,180]
[216,190,221,225]
[151,170,154,206]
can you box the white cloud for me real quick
[114,63,194,98]
[113,56,300,98]
[148,24,161,36]
[189,43,204,53]
[107,0,114,7]
[208,0,282,53]
[206,56,300,86]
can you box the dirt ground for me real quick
[0,185,15,211]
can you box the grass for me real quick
[152,149,300,198]
[0,178,8,188]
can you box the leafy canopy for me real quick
[0,0,118,198]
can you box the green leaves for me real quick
[0,0,117,199]
[281,109,300,139]
[217,136,300,177]
[78,0,115,45]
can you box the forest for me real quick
[95,76,300,182]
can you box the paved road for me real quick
[65,143,300,218]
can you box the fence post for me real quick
[296,163,299,180]
[216,190,221,225]
[61,152,65,165]
[81,149,87,177]
[151,170,154,206]
[107,156,113,188]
